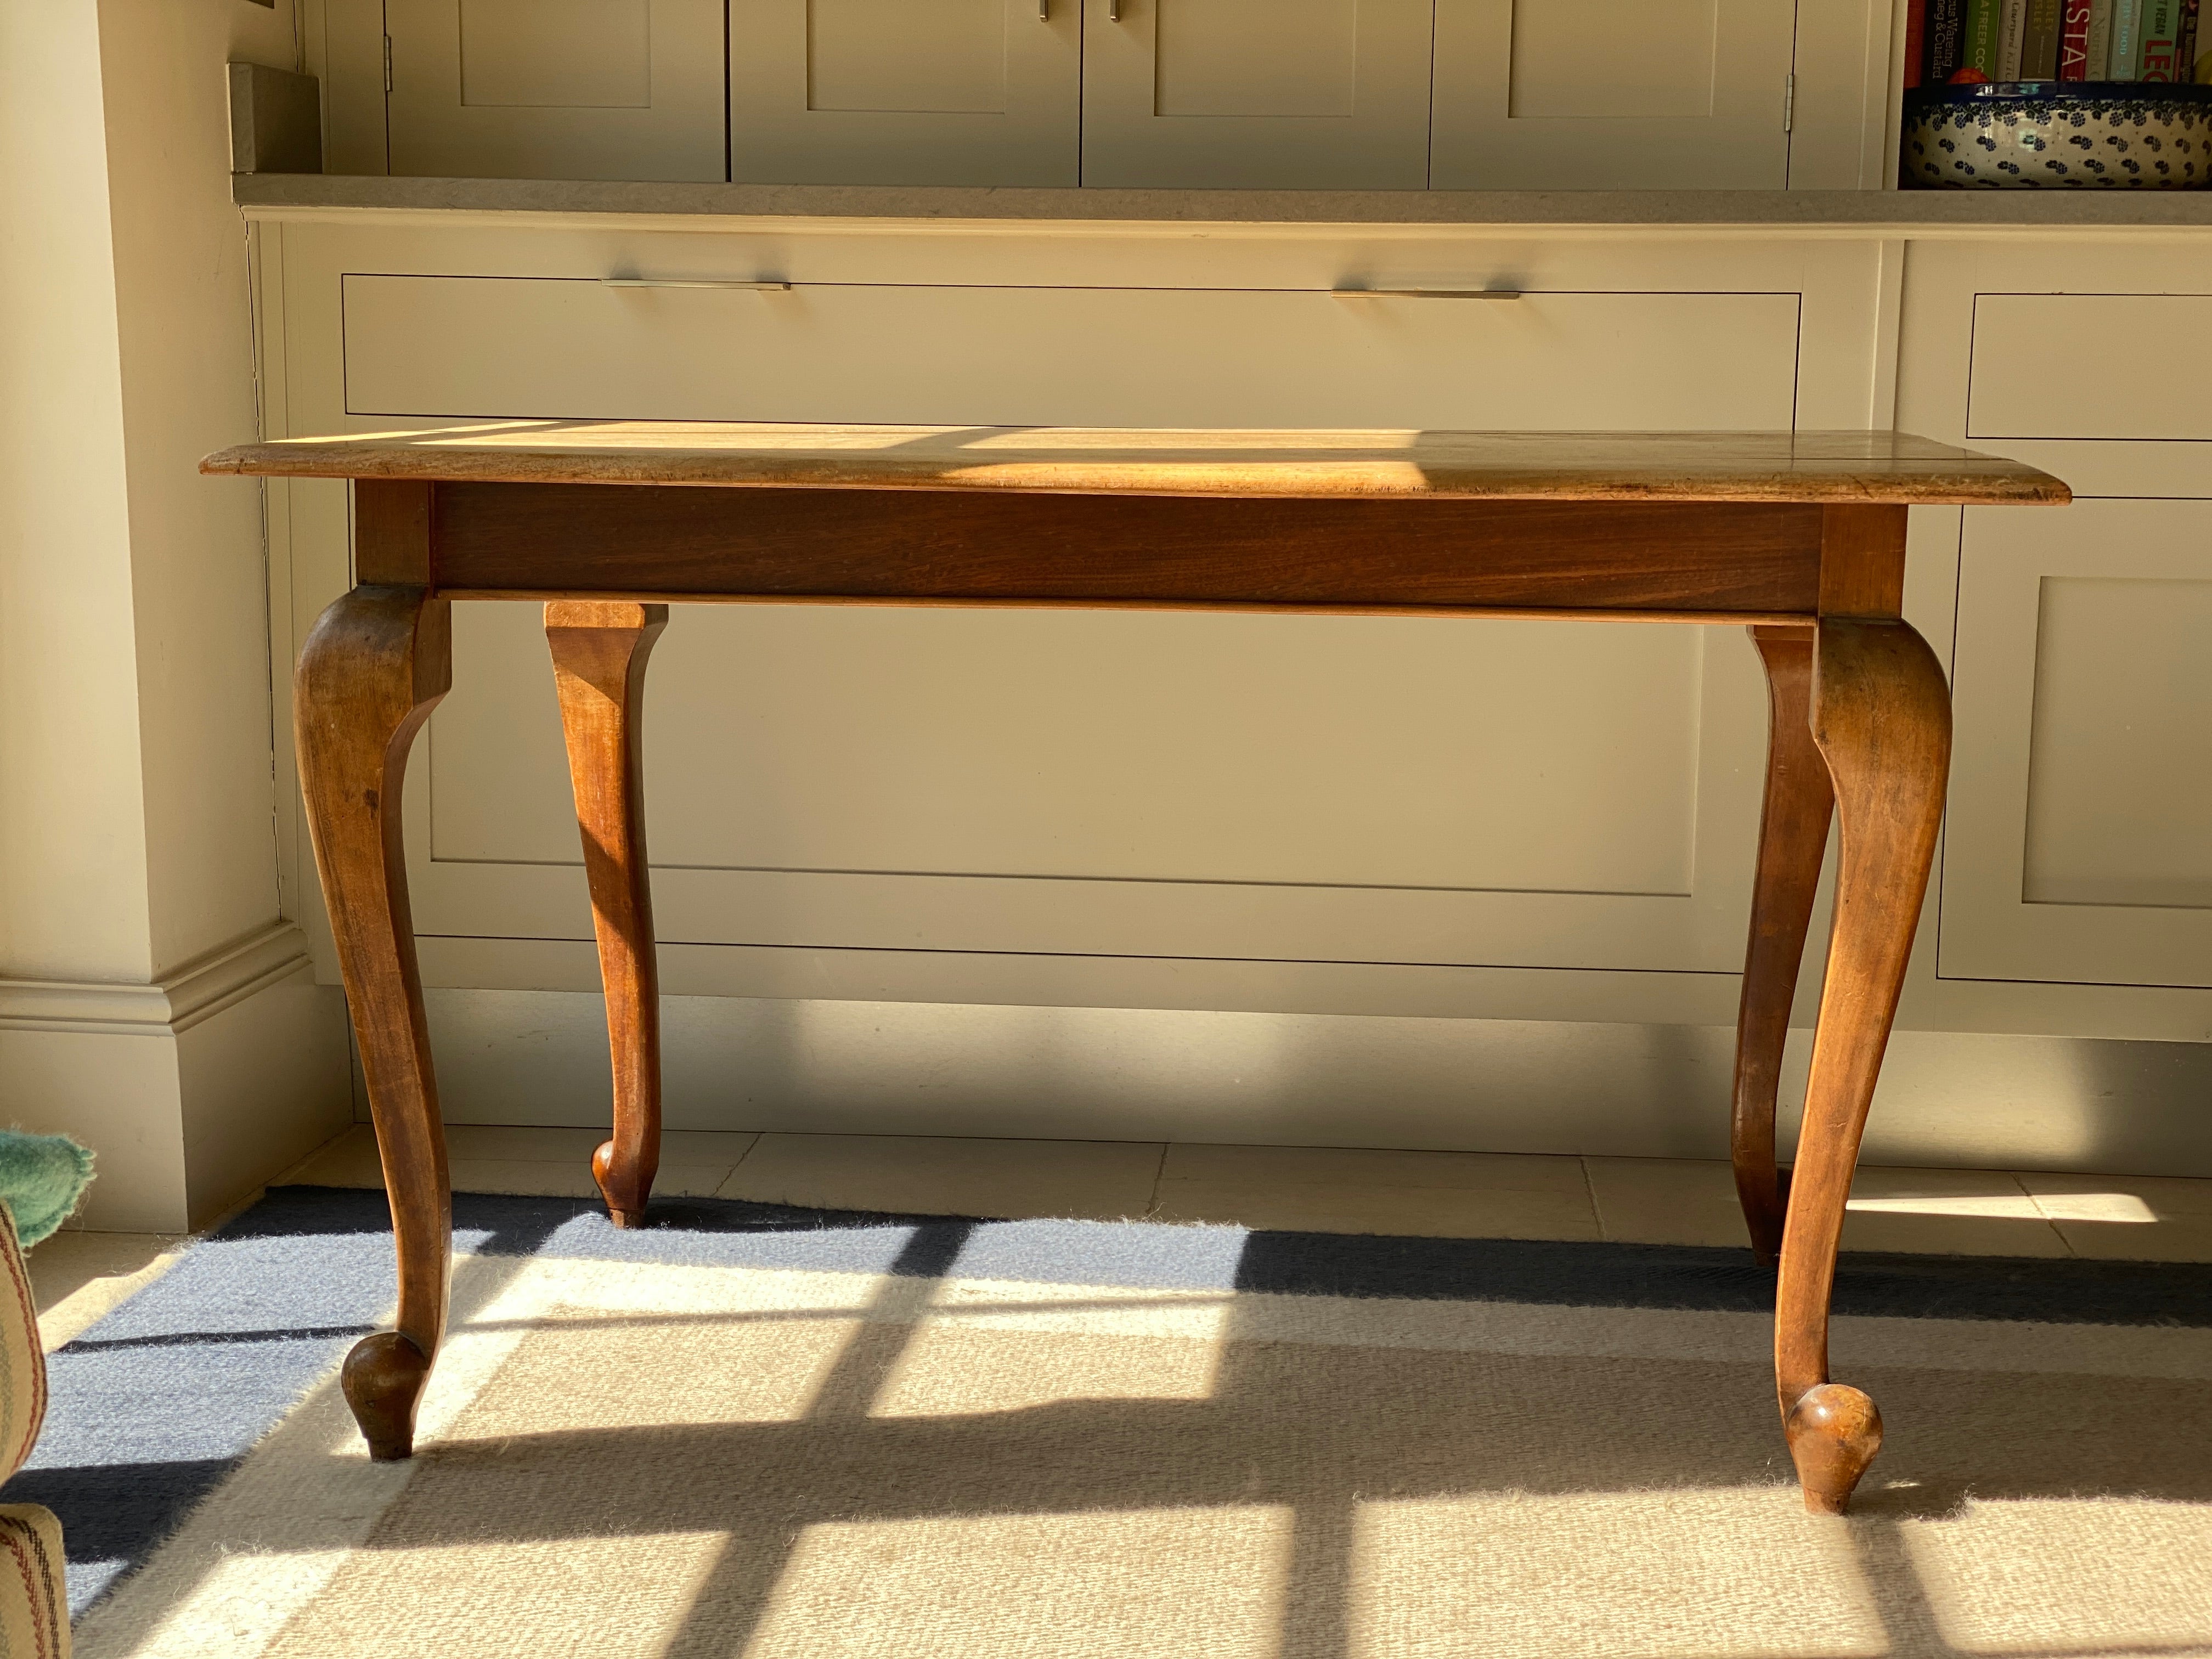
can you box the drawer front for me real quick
[341,275,1803,431]
[1968,294,2212,442]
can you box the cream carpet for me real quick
[54,1189,2212,1659]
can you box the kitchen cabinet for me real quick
[362,0,1842,187]
[236,186,2212,1163]
[383,0,727,182]
[728,0,1082,185]
[1080,0,1436,189]
[1429,0,1799,189]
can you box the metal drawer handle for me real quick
[1331,287,1524,301]
[1109,0,1121,19]
[1039,0,1048,17]
[600,278,792,292]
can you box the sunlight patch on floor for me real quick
[1903,1498,2212,1653]
[2024,1190,2162,1224]
[1848,1192,2157,1222]
[1351,1487,1885,1659]
[746,1507,1293,1659]
[874,1321,1227,1417]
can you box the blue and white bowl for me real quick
[1903,81,2212,188]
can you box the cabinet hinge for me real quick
[383,34,394,94]
[1783,71,1795,132]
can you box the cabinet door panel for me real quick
[729,0,1081,184]
[408,602,1767,974]
[1082,0,1435,188]
[1942,500,2212,988]
[1969,295,2212,442]
[385,0,726,181]
[1430,0,1794,188]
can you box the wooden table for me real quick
[204,422,2067,1514]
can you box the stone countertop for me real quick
[233,172,2212,235]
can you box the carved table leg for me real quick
[1731,628,1836,1266]
[546,602,669,1229]
[295,585,454,1460]
[1775,618,1951,1514]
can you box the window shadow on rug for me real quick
[246,1222,2212,1659]
[43,1188,2212,1657]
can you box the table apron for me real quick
[364,481,1832,617]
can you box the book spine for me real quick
[2140,0,2181,76]
[2112,0,2146,75]
[2089,0,2117,72]
[1906,0,1928,84]
[1966,0,2005,71]
[1928,0,1969,77]
[2182,0,2203,78]
[2023,0,2066,72]
[2059,0,2096,74]
[2000,0,2029,74]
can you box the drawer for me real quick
[1968,294,2212,441]
[340,275,1802,430]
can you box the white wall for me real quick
[0,0,152,985]
[0,0,350,1232]
[103,0,304,976]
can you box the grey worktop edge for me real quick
[232,172,2212,231]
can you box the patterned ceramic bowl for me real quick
[1903,81,2212,188]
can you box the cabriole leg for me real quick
[1775,618,1951,1514]
[545,602,669,1229]
[1732,627,1836,1266]
[295,585,454,1460]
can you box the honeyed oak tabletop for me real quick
[202,421,2066,505]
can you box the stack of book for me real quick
[1906,0,2209,86]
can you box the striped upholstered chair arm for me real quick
[0,1207,66,1655]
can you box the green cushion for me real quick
[0,1133,93,1248]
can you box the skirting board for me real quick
[0,924,354,1231]
[424,988,2212,1180]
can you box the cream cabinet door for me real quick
[1943,500,2212,989]
[1430,0,1795,188]
[1081,0,1435,188]
[729,0,1081,184]
[385,0,726,180]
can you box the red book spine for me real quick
[2059,0,2096,73]
[1906,0,1929,84]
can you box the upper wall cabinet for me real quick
[1081,0,1436,189]
[384,0,727,181]
[1430,0,1796,189]
[729,0,1081,185]
[351,0,1839,188]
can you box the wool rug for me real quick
[21,1184,2212,1658]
